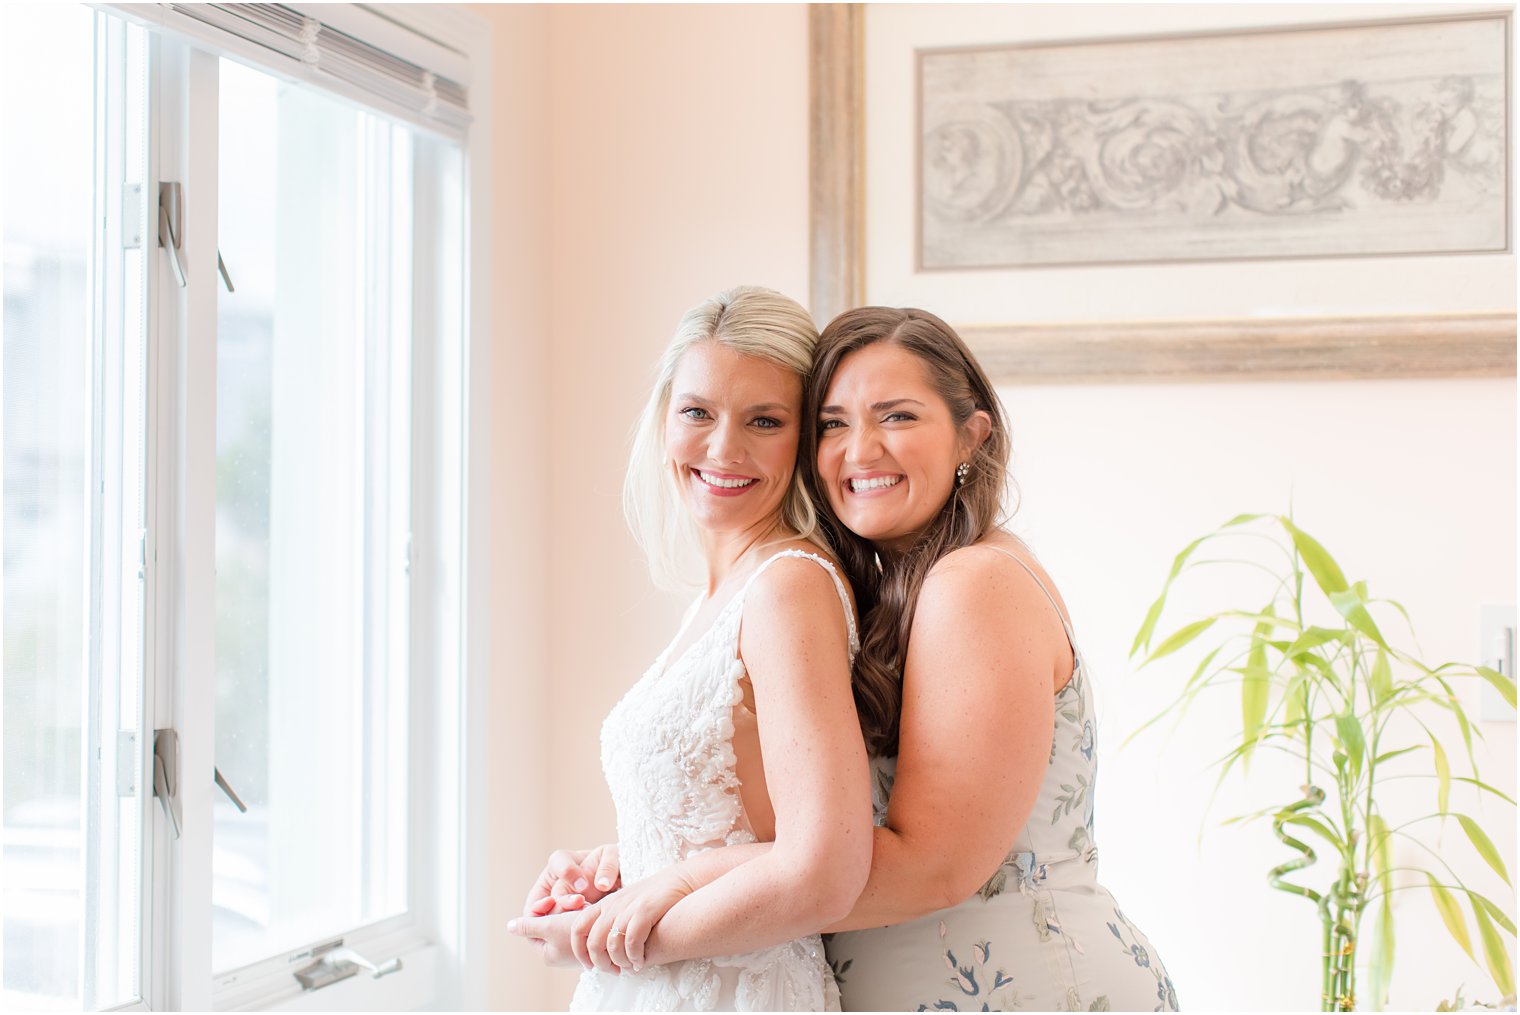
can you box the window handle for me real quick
[294,939,403,991]
[214,766,247,812]
[152,728,181,839]
[217,250,235,292]
[327,947,402,979]
[157,181,186,287]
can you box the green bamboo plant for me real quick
[1130,513,1517,1012]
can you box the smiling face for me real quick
[665,340,803,539]
[816,341,987,554]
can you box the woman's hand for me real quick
[523,844,622,916]
[507,909,587,968]
[573,868,697,973]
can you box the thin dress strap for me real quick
[981,544,1078,659]
[741,548,860,655]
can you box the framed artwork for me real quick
[809,5,1517,383]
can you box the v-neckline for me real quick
[654,587,747,683]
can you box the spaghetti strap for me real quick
[982,544,1078,655]
[742,548,860,655]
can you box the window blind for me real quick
[107,3,472,137]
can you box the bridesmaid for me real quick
[804,308,1176,1012]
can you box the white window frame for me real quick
[93,4,493,1010]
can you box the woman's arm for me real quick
[520,545,1066,964]
[594,556,871,969]
[821,544,1068,931]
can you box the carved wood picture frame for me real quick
[807,4,1516,384]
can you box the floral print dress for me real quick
[824,548,1177,1012]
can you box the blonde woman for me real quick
[510,287,870,1011]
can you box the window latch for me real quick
[157,181,187,287]
[152,728,181,839]
[294,939,403,991]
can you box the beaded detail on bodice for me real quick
[570,549,858,1012]
[599,549,858,884]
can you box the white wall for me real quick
[864,5,1517,1010]
[467,3,1516,1010]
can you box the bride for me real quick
[510,286,870,1011]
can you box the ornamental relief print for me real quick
[918,15,1509,269]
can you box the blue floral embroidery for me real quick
[916,928,1019,1011]
[1107,909,1179,1012]
[843,607,1175,1014]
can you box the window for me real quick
[3,6,149,1009]
[2,4,489,1009]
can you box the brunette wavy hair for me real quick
[802,307,1013,757]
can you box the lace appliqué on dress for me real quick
[570,550,855,1012]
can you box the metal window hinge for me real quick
[152,728,181,839]
[294,939,402,991]
[117,731,138,797]
[123,183,143,250]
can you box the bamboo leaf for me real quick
[1279,812,1343,849]
[1368,897,1395,1010]
[1131,593,1169,659]
[1182,645,1225,693]
[1329,588,1387,647]
[1427,874,1475,961]
[1373,745,1425,765]
[1476,664,1517,709]
[1131,529,1225,656]
[1456,814,1511,886]
[1453,776,1518,807]
[1472,894,1516,997]
[1369,813,1392,880]
[1432,737,1451,815]
[1143,618,1217,665]
[1284,672,1309,729]
[1475,894,1517,936]
[1370,648,1393,706]
[1241,623,1271,759]
[1335,713,1365,784]
[1284,627,1350,656]
[1280,517,1350,595]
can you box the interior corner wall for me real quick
[542,3,812,1007]
[468,3,556,1009]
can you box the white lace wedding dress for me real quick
[569,549,859,1012]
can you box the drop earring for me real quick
[955,462,970,487]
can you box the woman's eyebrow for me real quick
[819,397,925,413]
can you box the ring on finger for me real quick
[607,928,624,941]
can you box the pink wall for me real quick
[469,4,810,1007]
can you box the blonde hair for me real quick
[624,286,824,589]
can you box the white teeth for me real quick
[849,475,901,493]
[697,470,756,489]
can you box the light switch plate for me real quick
[1478,603,1516,723]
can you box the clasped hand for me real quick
[510,844,692,974]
